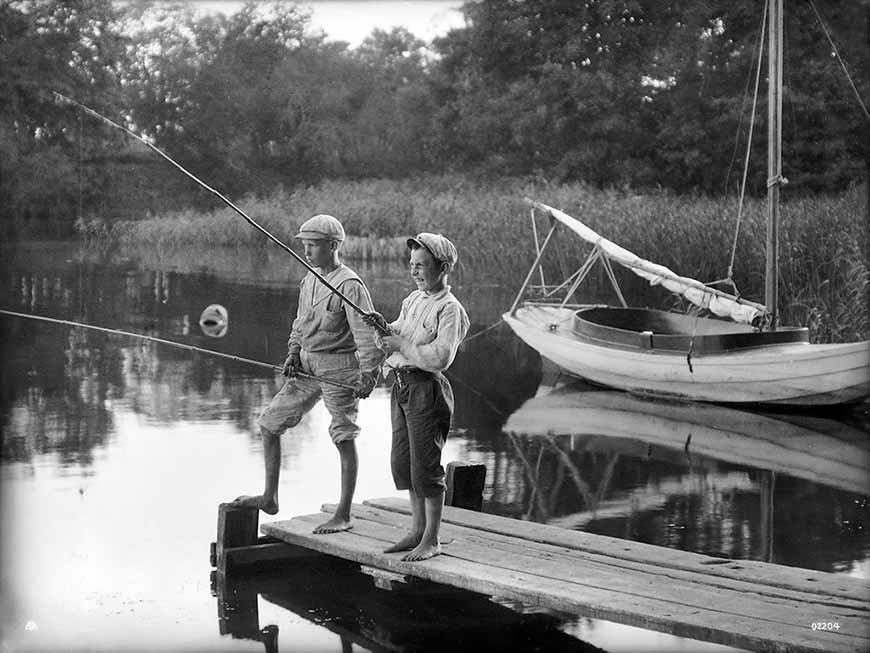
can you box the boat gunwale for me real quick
[573,306,809,354]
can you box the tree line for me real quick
[1,0,867,232]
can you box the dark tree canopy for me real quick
[1,0,867,231]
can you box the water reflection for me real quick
[213,554,605,653]
[2,241,868,652]
[1,242,537,463]
[501,385,870,572]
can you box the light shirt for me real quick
[381,286,469,373]
[287,264,383,373]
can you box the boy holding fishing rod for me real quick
[363,233,469,561]
[231,214,382,534]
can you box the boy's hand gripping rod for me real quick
[53,91,389,334]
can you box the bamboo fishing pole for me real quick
[0,309,357,391]
[52,91,386,329]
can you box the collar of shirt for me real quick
[310,265,352,306]
[422,285,451,300]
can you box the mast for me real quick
[765,0,784,330]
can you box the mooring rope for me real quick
[461,318,505,344]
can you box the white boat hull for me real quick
[504,305,870,406]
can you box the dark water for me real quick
[1,240,867,652]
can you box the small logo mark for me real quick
[24,621,38,632]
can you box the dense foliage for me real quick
[1,0,868,234]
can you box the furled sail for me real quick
[528,200,766,325]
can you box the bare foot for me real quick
[229,494,278,515]
[313,515,353,534]
[402,542,442,562]
[384,532,423,553]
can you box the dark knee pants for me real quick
[390,372,453,498]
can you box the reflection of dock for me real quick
[263,498,870,653]
[214,553,600,653]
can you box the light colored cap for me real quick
[295,214,345,241]
[407,232,458,266]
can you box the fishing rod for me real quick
[52,91,385,329]
[0,309,357,391]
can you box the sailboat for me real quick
[503,0,870,406]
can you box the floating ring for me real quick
[199,304,228,338]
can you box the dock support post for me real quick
[445,461,486,511]
[211,504,320,574]
[213,503,259,575]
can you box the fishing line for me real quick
[52,91,387,331]
[0,309,357,391]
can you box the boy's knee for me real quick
[329,425,359,443]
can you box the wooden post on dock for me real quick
[212,503,260,575]
[445,461,486,511]
[210,503,319,575]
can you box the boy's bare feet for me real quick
[313,516,353,534]
[402,542,442,561]
[384,532,422,553]
[229,494,278,515]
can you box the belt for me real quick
[391,366,434,386]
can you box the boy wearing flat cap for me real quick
[232,214,382,534]
[364,232,469,561]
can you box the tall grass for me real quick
[107,174,868,342]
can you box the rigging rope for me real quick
[711,0,768,295]
[807,0,870,122]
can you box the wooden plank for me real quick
[360,564,410,590]
[363,497,869,603]
[262,509,869,653]
[223,542,317,567]
[341,503,869,613]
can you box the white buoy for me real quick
[199,304,228,338]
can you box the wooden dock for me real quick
[261,498,870,653]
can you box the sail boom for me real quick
[525,198,766,325]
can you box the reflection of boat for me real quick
[505,387,870,496]
[503,0,870,406]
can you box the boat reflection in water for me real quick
[503,384,869,568]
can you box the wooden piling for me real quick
[211,503,320,574]
[445,461,486,511]
[212,503,259,575]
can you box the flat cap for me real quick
[407,232,458,266]
[295,214,345,241]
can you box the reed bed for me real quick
[107,175,867,342]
